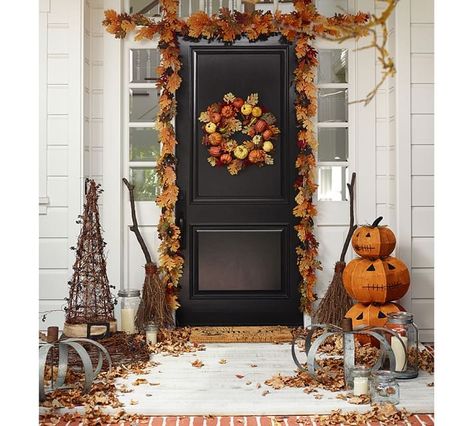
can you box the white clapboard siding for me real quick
[410,24,434,53]
[412,145,434,176]
[39,0,83,329]
[411,54,434,84]
[412,176,434,206]
[412,207,434,237]
[411,0,434,24]
[412,238,434,269]
[411,268,434,299]
[411,84,434,114]
[411,114,434,145]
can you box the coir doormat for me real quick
[189,325,297,343]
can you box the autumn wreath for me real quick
[199,92,280,175]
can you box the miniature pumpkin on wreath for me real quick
[199,92,280,175]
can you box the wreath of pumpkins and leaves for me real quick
[103,0,397,314]
[199,92,280,175]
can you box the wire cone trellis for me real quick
[65,179,116,325]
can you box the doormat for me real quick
[189,326,297,343]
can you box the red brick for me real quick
[193,417,205,426]
[259,416,273,426]
[219,416,232,426]
[152,417,164,426]
[415,415,435,426]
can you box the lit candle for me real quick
[121,308,137,334]
[391,335,408,371]
[353,376,369,396]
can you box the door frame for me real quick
[102,0,388,328]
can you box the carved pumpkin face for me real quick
[346,302,404,329]
[352,222,396,259]
[346,302,404,346]
[343,256,410,303]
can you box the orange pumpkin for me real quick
[343,256,410,303]
[346,302,404,329]
[352,217,396,258]
[248,149,265,163]
[345,302,404,345]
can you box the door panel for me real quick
[176,36,301,326]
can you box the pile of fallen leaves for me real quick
[314,403,411,425]
[39,406,147,426]
[148,327,206,356]
[40,360,154,411]
[418,348,435,374]
[265,358,346,394]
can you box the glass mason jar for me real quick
[386,312,419,379]
[351,366,371,396]
[370,370,400,405]
[118,289,141,334]
[145,322,158,345]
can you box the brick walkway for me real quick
[55,414,435,425]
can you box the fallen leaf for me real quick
[192,359,204,368]
[219,359,227,364]
[132,378,148,386]
[130,399,138,405]
[262,390,270,396]
[149,382,160,386]
[250,364,258,368]
[246,381,252,385]
[236,374,245,379]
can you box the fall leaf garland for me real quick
[103,0,395,314]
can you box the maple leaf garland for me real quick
[103,0,396,314]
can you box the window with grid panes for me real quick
[316,48,349,201]
[128,48,160,201]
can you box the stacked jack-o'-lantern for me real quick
[343,217,410,337]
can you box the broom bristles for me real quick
[314,261,353,326]
[135,264,174,332]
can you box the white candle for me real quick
[391,335,408,371]
[146,329,157,345]
[121,308,137,334]
[353,377,369,396]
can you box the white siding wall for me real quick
[39,0,84,328]
[409,0,434,341]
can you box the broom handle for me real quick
[340,172,357,263]
[123,178,152,264]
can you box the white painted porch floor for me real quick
[114,343,434,415]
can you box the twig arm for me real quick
[123,178,152,264]
[340,172,357,262]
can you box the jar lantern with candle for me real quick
[118,289,141,334]
[370,370,400,405]
[386,312,419,379]
[145,322,158,345]
[350,366,371,396]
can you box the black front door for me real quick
[176,36,301,326]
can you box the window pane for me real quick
[318,128,348,162]
[316,0,348,16]
[317,165,348,201]
[129,88,158,123]
[130,127,159,161]
[130,168,158,201]
[130,49,159,83]
[318,88,348,122]
[129,0,161,16]
[318,49,348,84]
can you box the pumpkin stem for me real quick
[371,216,383,228]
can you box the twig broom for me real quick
[123,178,173,332]
[314,172,357,326]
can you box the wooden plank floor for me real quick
[106,343,434,416]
